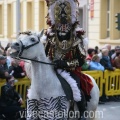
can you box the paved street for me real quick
[96,102,120,120]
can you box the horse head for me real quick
[10,30,44,60]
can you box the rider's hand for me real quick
[54,60,68,69]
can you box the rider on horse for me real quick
[44,0,93,119]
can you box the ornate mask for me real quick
[54,1,73,52]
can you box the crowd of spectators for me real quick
[83,44,120,71]
[0,42,26,79]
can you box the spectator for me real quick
[111,46,120,60]
[8,60,26,78]
[0,75,23,119]
[98,44,112,60]
[110,49,115,55]
[19,60,25,72]
[102,44,111,51]
[100,49,115,71]
[81,61,89,71]
[89,55,104,71]
[0,55,9,78]
[86,48,95,64]
[114,52,120,69]
[94,46,99,54]
[6,48,13,68]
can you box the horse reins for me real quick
[13,56,56,66]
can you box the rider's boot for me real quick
[76,90,86,120]
[70,72,87,120]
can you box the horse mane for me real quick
[18,31,32,36]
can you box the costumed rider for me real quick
[43,0,93,119]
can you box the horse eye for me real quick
[31,38,35,42]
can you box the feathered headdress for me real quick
[45,0,80,26]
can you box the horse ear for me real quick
[37,29,44,38]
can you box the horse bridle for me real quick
[18,36,40,57]
[14,36,56,66]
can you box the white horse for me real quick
[11,31,99,120]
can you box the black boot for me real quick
[76,90,87,120]
[70,72,87,120]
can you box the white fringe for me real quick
[57,69,81,102]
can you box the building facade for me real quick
[0,0,48,46]
[88,0,120,48]
[0,0,120,48]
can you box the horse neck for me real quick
[31,56,51,82]
[30,55,65,98]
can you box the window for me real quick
[100,0,120,40]
[100,0,109,39]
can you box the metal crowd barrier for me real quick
[104,69,120,96]
[82,70,105,96]
[82,69,120,97]
[14,78,30,107]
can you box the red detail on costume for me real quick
[73,67,93,96]
[65,51,73,60]
[76,30,85,36]
[49,47,53,60]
